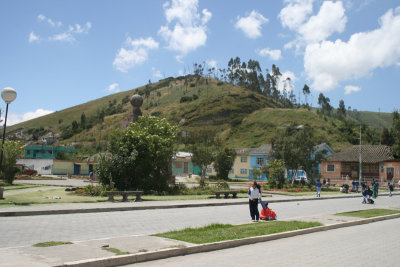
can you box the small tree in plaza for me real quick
[97,116,177,192]
[214,148,236,180]
[1,141,24,184]
[251,166,262,180]
[267,159,285,188]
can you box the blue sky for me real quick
[0,0,399,125]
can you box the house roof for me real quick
[326,145,394,163]
[174,152,192,158]
[234,144,272,156]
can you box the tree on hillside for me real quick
[302,84,310,106]
[97,116,177,192]
[337,100,346,120]
[81,112,86,129]
[1,141,24,184]
[380,127,394,146]
[318,93,333,116]
[271,124,322,185]
[214,148,236,180]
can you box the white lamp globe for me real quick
[1,87,17,104]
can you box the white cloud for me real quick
[6,109,54,126]
[32,14,91,43]
[235,10,268,39]
[344,85,361,95]
[38,14,62,27]
[279,0,314,30]
[277,71,297,92]
[152,67,163,78]
[299,1,347,44]
[29,32,40,43]
[304,6,400,91]
[113,37,159,72]
[258,47,282,60]
[158,0,212,56]
[206,59,217,69]
[105,83,120,93]
[280,1,347,50]
[49,22,91,42]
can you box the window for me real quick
[240,168,247,175]
[27,150,31,155]
[327,164,335,172]
[241,157,247,163]
[256,157,265,166]
[175,161,182,168]
[381,164,385,173]
[207,167,213,173]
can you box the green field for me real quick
[336,209,400,218]
[156,221,323,244]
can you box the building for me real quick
[172,152,201,176]
[320,145,398,184]
[24,145,76,159]
[207,144,272,180]
[17,158,96,176]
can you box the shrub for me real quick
[180,96,193,103]
[192,94,199,100]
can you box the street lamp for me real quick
[0,87,17,174]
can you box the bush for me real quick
[180,96,193,103]
[192,94,199,100]
[208,175,217,181]
[72,185,113,197]
[217,82,223,86]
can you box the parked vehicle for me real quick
[286,169,308,182]
[22,168,37,176]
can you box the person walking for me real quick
[388,182,393,197]
[316,179,322,197]
[372,182,378,199]
[248,182,261,222]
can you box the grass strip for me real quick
[336,209,400,218]
[33,241,73,247]
[102,247,131,255]
[155,221,323,244]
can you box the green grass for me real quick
[336,209,400,218]
[33,241,73,247]
[0,188,108,206]
[2,184,44,191]
[156,221,323,244]
[102,247,131,255]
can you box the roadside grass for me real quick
[102,247,131,255]
[335,209,400,218]
[156,221,323,244]
[2,184,44,191]
[33,241,73,247]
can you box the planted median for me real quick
[156,221,323,244]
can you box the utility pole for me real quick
[359,124,362,187]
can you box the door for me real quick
[184,162,189,174]
[74,164,80,175]
[387,167,394,181]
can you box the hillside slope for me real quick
[8,76,392,153]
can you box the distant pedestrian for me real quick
[361,181,366,190]
[352,180,356,192]
[248,182,261,222]
[376,181,379,196]
[316,180,322,197]
[372,182,378,199]
[388,183,394,197]
[355,181,359,193]
[89,171,93,181]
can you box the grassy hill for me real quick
[8,76,393,153]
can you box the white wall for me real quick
[17,159,54,175]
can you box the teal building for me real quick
[24,145,77,159]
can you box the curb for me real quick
[60,212,400,267]
[0,193,397,217]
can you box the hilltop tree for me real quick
[380,127,394,146]
[81,112,86,129]
[337,100,346,119]
[302,84,310,106]
[391,111,400,157]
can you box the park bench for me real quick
[106,191,143,202]
[214,190,238,199]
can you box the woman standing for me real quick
[248,182,261,222]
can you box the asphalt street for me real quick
[0,195,399,248]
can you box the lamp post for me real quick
[0,87,17,175]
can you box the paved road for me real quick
[0,196,399,248]
[16,178,97,187]
[131,217,400,267]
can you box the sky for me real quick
[0,0,399,126]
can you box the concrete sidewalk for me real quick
[0,192,397,217]
[1,209,399,267]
